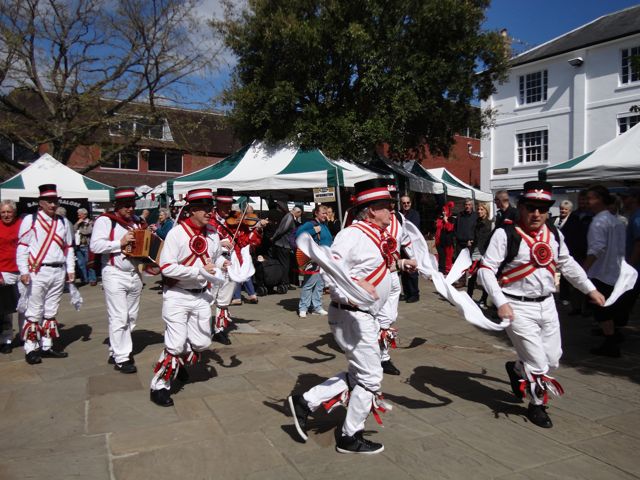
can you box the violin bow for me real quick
[230,202,250,245]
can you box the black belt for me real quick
[330,301,369,314]
[504,292,551,303]
[181,287,208,294]
[41,263,65,268]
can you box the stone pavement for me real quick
[1,278,640,480]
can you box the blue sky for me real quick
[196,0,640,109]
[484,0,640,54]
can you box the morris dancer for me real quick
[90,187,144,374]
[16,184,74,364]
[377,183,415,376]
[478,181,604,428]
[208,188,264,345]
[150,188,227,407]
[288,179,416,454]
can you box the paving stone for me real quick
[573,432,640,477]
[87,371,145,397]
[597,411,640,439]
[0,360,43,389]
[203,390,287,435]
[109,417,225,456]
[112,432,287,480]
[497,454,639,480]
[87,390,180,434]
[173,397,215,421]
[436,415,580,470]
[553,385,639,421]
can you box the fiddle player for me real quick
[90,187,145,374]
[208,189,267,344]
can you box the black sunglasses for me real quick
[524,204,550,214]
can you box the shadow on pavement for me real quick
[58,323,92,349]
[292,332,341,364]
[277,298,299,312]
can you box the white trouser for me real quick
[102,266,143,364]
[212,279,236,333]
[150,287,213,391]
[506,296,562,406]
[23,266,66,353]
[376,272,401,362]
[303,306,382,437]
[1,272,20,345]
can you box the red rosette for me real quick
[530,241,553,267]
[189,235,208,256]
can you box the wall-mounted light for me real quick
[139,148,150,161]
[467,142,482,158]
[568,57,584,67]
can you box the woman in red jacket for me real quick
[435,201,455,274]
[0,200,21,353]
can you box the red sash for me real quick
[349,221,393,287]
[99,212,139,266]
[177,221,210,267]
[499,225,557,286]
[28,213,64,272]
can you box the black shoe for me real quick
[336,430,384,454]
[25,351,42,365]
[114,360,137,374]
[591,328,625,343]
[382,360,401,375]
[176,367,189,384]
[213,331,232,345]
[505,361,524,401]
[150,389,174,407]
[108,353,135,365]
[526,404,553,428]
[399,294,406,301]
[287,395,311,442]
[590,338,621,358]
[405,296,419,303]
[40,349,68,358]
[0,343,12,354]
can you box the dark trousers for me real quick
[401,271,420,300]
[273,246,291,286]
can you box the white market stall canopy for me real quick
[426,167,493,202]
[0,154,113,202]
[543,123,640,185]
[167,141,389,199]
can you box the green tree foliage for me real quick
[216,0,508,160]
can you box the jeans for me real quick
[298,273,323,313]
[76,246,96,283]
[233,278,257,299]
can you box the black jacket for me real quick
[472,218,492,256]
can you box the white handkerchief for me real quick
[199,267,226,287]
[604,260,638,307]
[68,283,83,311]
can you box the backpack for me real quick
[495,221,560,276]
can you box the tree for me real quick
[0,0,220,170]
[215,0,508,161]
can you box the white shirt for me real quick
[324,225,392,315]
[587,210,626,286]
[16,211,75,275]
[478,225,595,308]
[159,221,225,291]
[388,212,414,258]
[90,215,143,272]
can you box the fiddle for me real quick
[225,211,264,227]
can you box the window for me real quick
[619,115,640,134]
[0,136,38,163]
[102,151,139,170]
[516,130,548,164]
[109,116,173,141]
[621,46,640,84]
[518,70,548,105]
[147,150,182,173]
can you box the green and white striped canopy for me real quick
[0,154,113,202]
[543,123,640,185]
[167,141,387,198]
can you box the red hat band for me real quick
[523,189,552,202]
[216,195,234,203]
[186,189,214,202]
[354,187,392,206]
[115,188,136,200]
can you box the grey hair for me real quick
[292,206,302,213]
[0,199,17,211]
[55,206,67,217]
[77,208,88,216]
[159,208,170,217]
[464,197,473,203]
[560,200,573,210]
[355,206,370,221]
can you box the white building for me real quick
[481,5,640,201]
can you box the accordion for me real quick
[123,229,164,264]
